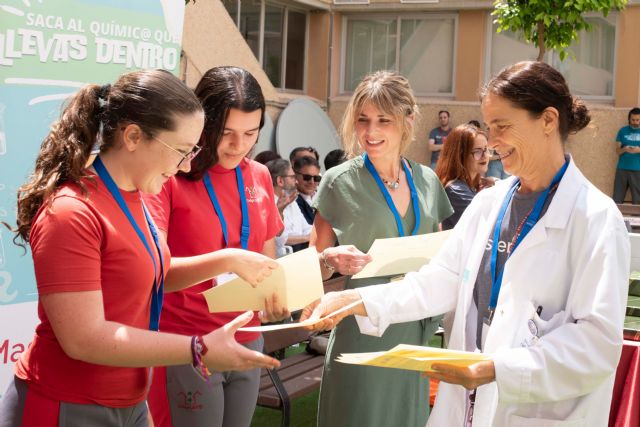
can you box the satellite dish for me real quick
[253,113,276,155]
[276,98,341,171]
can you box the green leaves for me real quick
[492,0,627,62]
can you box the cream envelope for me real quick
[352,230,452,279]
[202,247,323,313]
[337,343,490,372]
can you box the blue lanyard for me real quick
[488,160,569,315]
[93,156,164,331]
[203,166,250,250]
[363,153,421,236]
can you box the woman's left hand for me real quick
[259,292,291,323]
[422,360,496,390]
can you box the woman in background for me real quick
[436,123,490,230]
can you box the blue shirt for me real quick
[617,125,640,171]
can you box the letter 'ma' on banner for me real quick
[0,0,186,397]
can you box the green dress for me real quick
[313,156,453,427]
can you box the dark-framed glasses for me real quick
[471,148,494,161]
[295,172,321,183]
[153,135,202,169]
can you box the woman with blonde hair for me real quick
[309,71,453,427]
[436,123,491,230]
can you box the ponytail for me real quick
[13,84,103,244]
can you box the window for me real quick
[342,14,456,96]
[223,0,307,91]
[487,14,617,98]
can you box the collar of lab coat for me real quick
[487,155,583,254]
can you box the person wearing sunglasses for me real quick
[0,70,280,427]
[143,66,289,427]
[436,123,492,230]
[293,155,321,225]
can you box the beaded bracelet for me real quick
[191,335,211,381]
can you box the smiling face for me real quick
[134,111,204,194]
[216,108,262,169]
[295,164,320,196]
[465,133,489,179]
[355,102,403,161]
[481,93,547,178]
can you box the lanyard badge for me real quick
[93,156,165,331]
[363,153,421,237]
[203,166,250,250]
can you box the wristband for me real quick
[320,250,335,273]
[191,336,211,381]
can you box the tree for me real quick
[492,0,627,61]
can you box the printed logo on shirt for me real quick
[624,133,640,142]
[245,186,259,203]
[485,238,514,255]
[177,390,203,410]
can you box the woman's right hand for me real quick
[229,250,279,287]
[321,245,372,276]
[299,289,366,331]
[202,311,280,371]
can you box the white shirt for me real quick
[354,157,629,426]
[274,194,312,257]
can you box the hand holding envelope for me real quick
[202,247,324,313]
[352,230,452,279]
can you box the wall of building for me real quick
[327,99,629,196]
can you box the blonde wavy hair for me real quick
[341,71,419,158]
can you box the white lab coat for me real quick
[356,157,629,427]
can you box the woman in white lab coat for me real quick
[301,61,630,426]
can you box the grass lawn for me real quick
[250,335,444,427]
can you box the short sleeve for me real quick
[615,128,624,144]
[30,196,103,294]
[428,129,436,140]
[143,178,174,233]
[312,170,342,227]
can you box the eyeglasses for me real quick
[295,172,321,183]
[471,148,494,161]
[153,135,202,169]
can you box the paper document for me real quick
[353,230,452,279]
[202,247,323,313]
[239,299,363,332]
[337,344,490,372]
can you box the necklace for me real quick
[381,176,400,190]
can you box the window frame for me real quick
[228,0,309,93]
[340,12,458,97]
[483,11,619,102]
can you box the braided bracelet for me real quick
[191,336,211,381]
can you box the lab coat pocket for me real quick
[509,414,586,427]
[514,303,538,348]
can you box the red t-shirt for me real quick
[15,176,170,407]
[144,158,282,343]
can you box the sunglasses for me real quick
[295,172,321,183]
[153,135,202,169]
[470,148,494,161]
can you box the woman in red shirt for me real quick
[145,66,288,427]
[0,69,279,427]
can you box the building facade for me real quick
[182,0,640,196]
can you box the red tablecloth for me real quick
[609,340,640,427]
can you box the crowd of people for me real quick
[0,60,631,427]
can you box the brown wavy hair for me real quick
[435,123,486,192]
[11,69,202,244]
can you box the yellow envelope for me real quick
[352,230,452,279]
[337,344,490,372]
[202,247,323,313]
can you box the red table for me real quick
[609,340,640,426]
